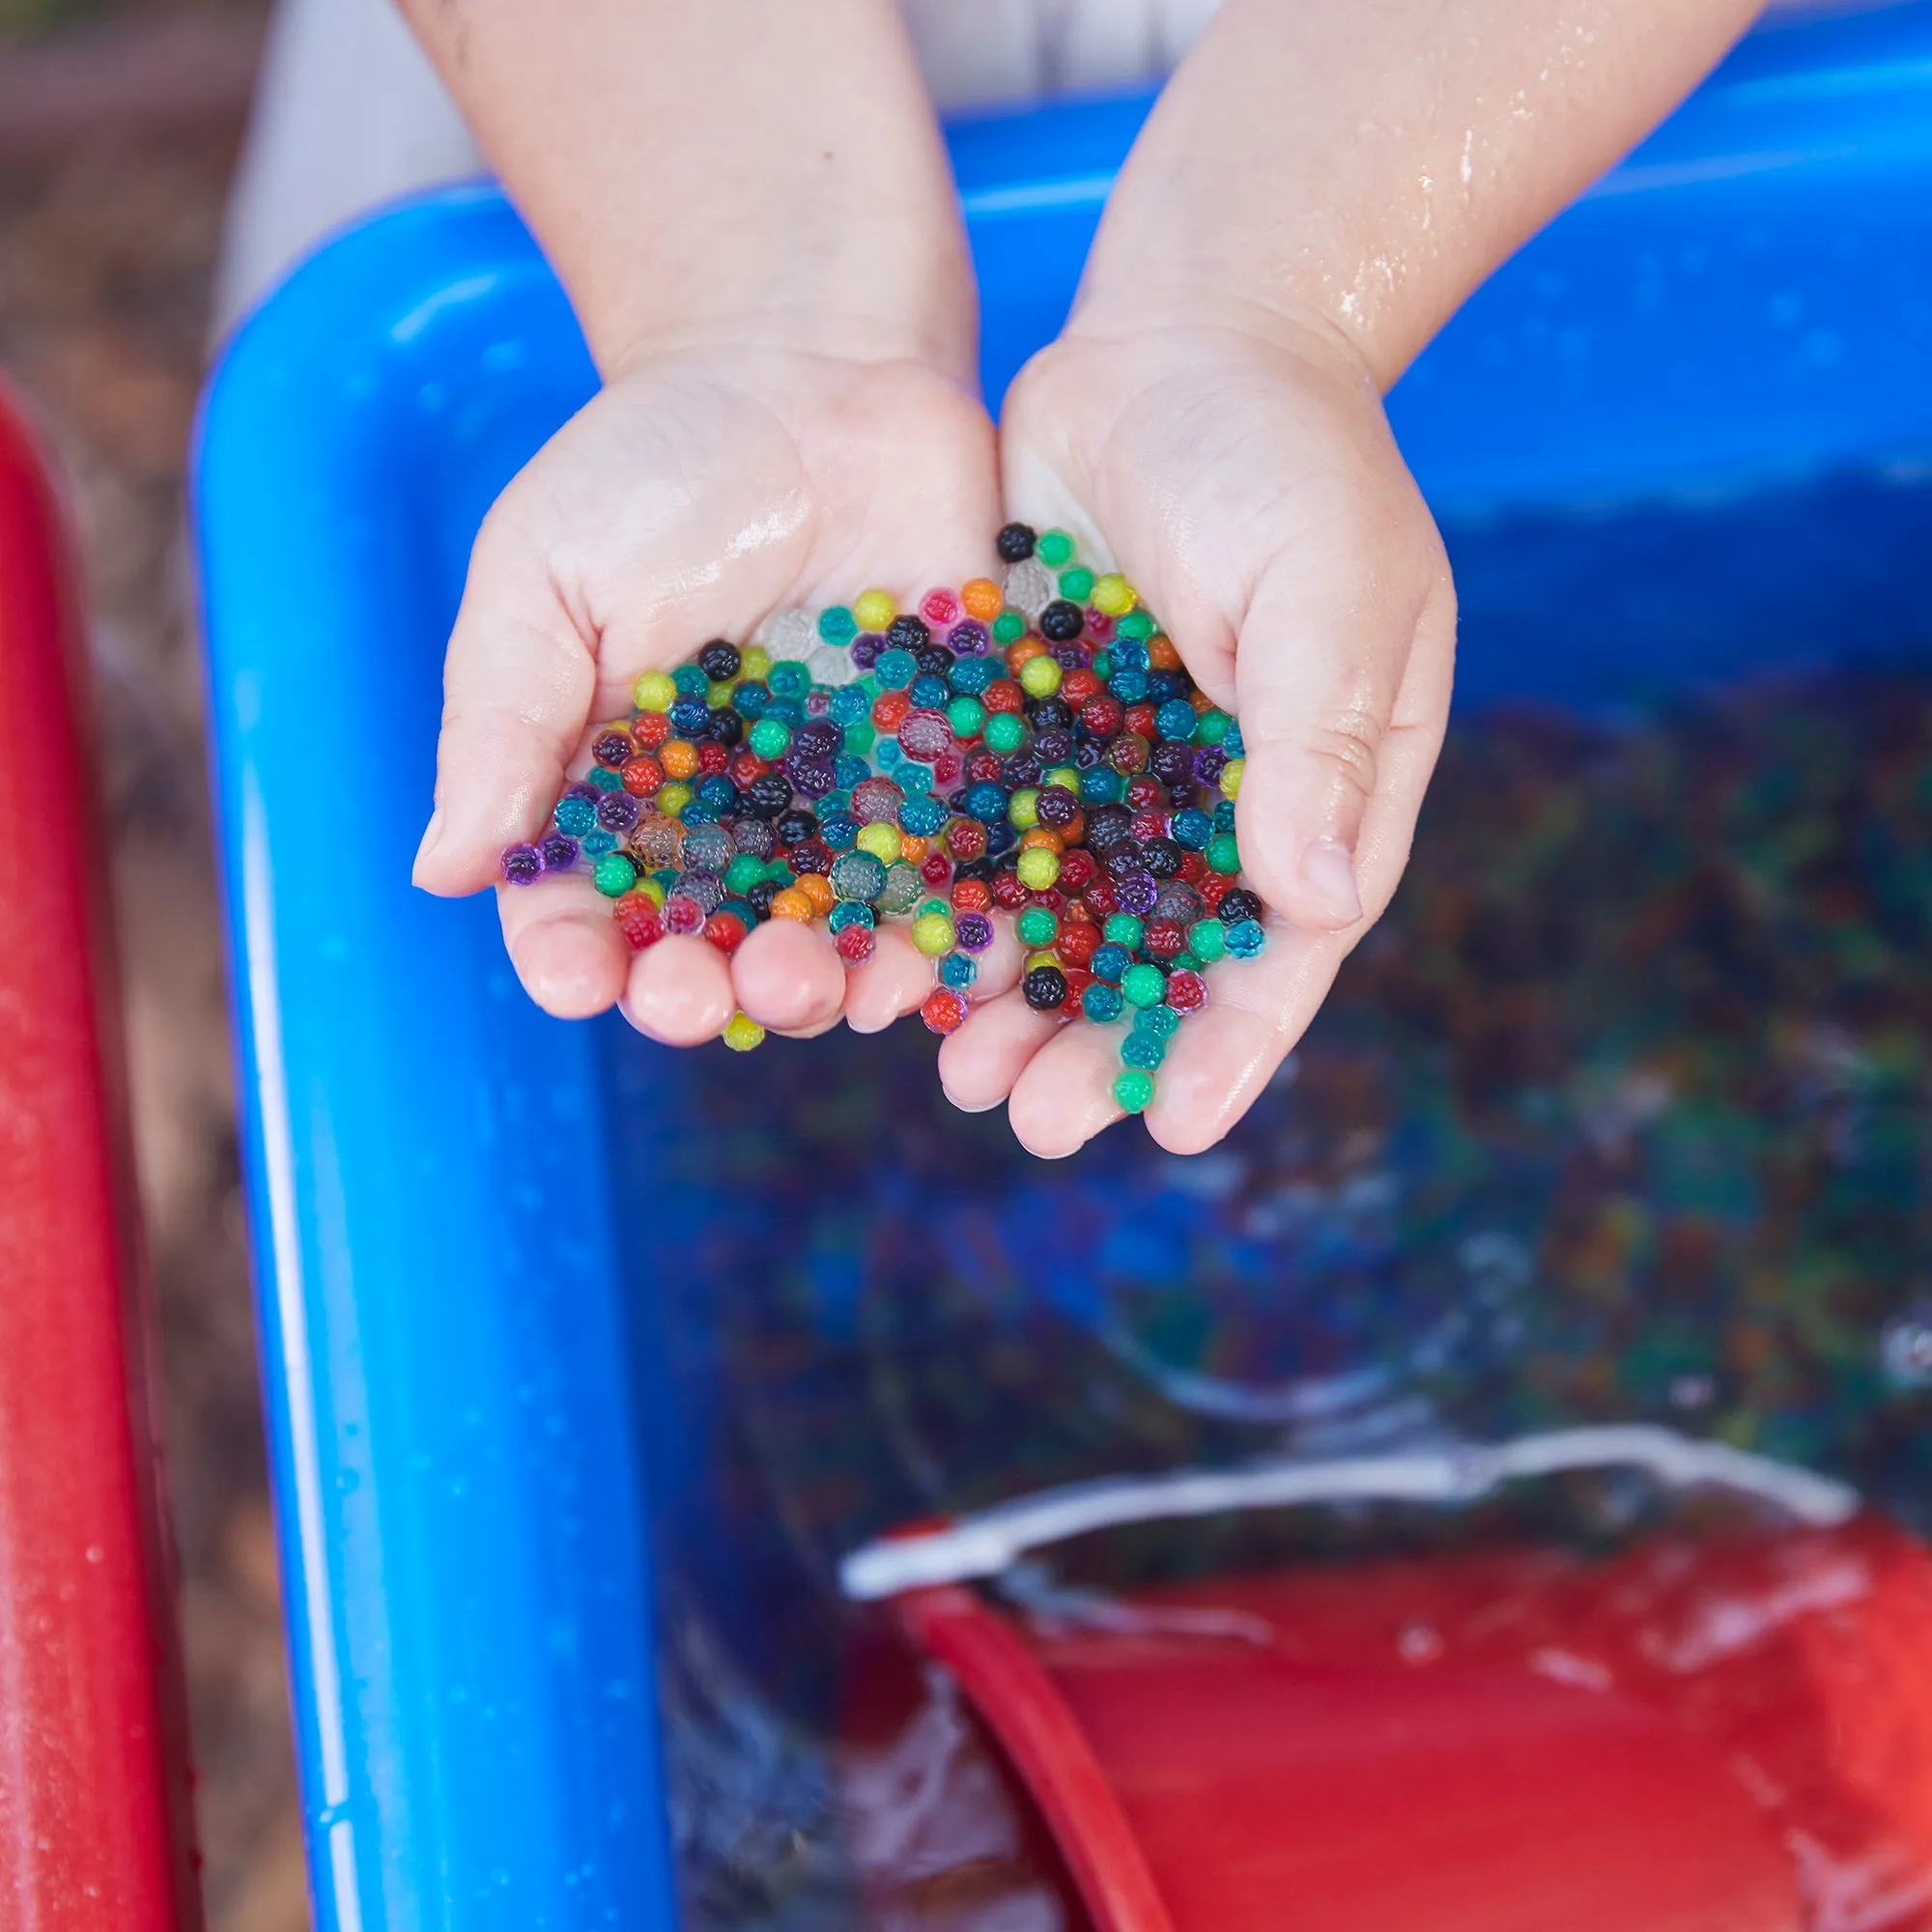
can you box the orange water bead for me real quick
[898,836,930,866]
[960,577,1004,622]
[872,690,913,731]
[660,739,700,781]
[794,873,836,917]
[1019,827,1065,854]
[984,678,1024,716]
[1006,638,1048,672]
[769,888,814,922]
[1148,633,1183,671]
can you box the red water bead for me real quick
[852,775,905,825]
[1030,888,1068,915]
[872,690,913,731]
[898,709,952,759]
[835,923,876,967]
[1179,851,1208,886]
[633,712,672,752]
[921,986,968,1035]
[1125,774,1168,812]
[952,876,993,914]
[920,851,952,887]
[984,678,1025,715]
[1063,668,1103,705]
[1145,920,1186,960]
[1084,608,1114,642]
[729,751,770,789]
[966,751,1005,784]
[1105,733,1151,775]
[1083,875,1119,917]
[931,749,965,787]
[621,754,666,796]
[663,895,705,936]
[1124,703,1159,741]
[696,741,730,778]
[1166,969,1208,1013]
[615,902,665,951]
[1056,922,1099,970]
[1060,967,1096,1005]
[1078,695,1124,737]
[991,870,1029,912]
[1058,848,1097,895]
[703,910,749,954]
[1198,872,1235,910]
[946,817,988,864]
[921,587,962,627]
[1130,810,1172,844]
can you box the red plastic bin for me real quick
[0,381,197,1930]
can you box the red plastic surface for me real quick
[878,1519,1932,1932]
[0,383,197,1929]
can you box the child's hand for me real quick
[412,344,1010,1045]
[939,314,1454,1154]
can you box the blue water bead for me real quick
[1225,918,1266,958]
[538,832,579,871]
[679,799,721,826]
[960,781,1009,823]
[1079,768,1123,807]
[898,794,949,838]
[553,794,597,838]
[834,753,870,791]
[1109,668,1150,704]
[1111,639,1150,673]
[909,673,951,709]
[697,775,737,810]
[949,654,994,694]
[819,810,858,851]
[585,765,623,793]
[1223,720,1245,756]
[733,681,772,718]
[876,738,903,769]
[984,818,1018,857]
[671,664,710,697]
[766,662,810,700]
[1090,943,1132,983]
[1121,1030,1167,1070]
[767,697,805,726]
[875,648,918,690]
[581,828,616,857]
[669,696,710,735]
[1082,981,1124,1022]
[830,683,870,724]
[1214,799,1238,833]
[939,952,978,991]
[1155,698,1200,742]
[1172,808,1213,850]
[899,761,935,796]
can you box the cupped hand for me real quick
[942,314,1457,1156]
[412,345,1009,1046]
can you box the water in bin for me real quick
[608,645,1932,1929]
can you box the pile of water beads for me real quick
[501,525,1266,1116]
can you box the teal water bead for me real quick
[940,952,978,991]
[581,829,616,857]
[1225,918,1267,958]
[876,738,903,768]
[768,661,810,699]
[948,696,987,741]
[830,682,870,724]
[1155,699,1200,741]
[1079,768,1123,806]
[1121,962,1167,1008]
[592,851,638,896]
[844,722,877,757]
[1134,1003,1180,1038]
[1206,832,1242,874]
[1187,918,1228,963]
[1015,906,1059,950]
[724,853,767,896]
[672,664,710,697]
[828,900,874,932]
[1115,1068,1155,1113]
[819,605,858,645]
[1213,799,1238,833]
[750,717,792,759]
[875,649,918,690]
[554,795,597,838]
[1121,1030,1167,1070]
[1082,981,1124,1023]
[586,765,623,792]
[984,713,1028,755]
[899,794,949,837]
[899,761,934,796]
[950,656,994,695]
[831,850,888,903]
[733,681,771,718]
[1104,914,1145,951]
[1090,942,1131,982]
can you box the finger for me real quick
[843,925,937,1035]
[1003,1017,1131,1155]
[495,874,631,1019]
[620,933,737,1045]
[936,987,1069,1115]
[730,917,846,1036]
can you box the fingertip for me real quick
[844,927,934,1035]
[731,918,844,1034]
[1005,1024,1125,1158]
[506,908,629,1018]
[937,991,1064,1115]
[622,934,737,1045]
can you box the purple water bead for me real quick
[851,633,885,670]
[787,753,838,799]
[538,833,580,872]
[501,842,543,886]
[794,719,841,757]
[596,788,640,834]
[948,619,990,657]
[663,895,705,936]
[1150,740,1195,789]
[562,779,602,806]
[1111,866,1159,917]
[1193,746,1229,786]
[675,870,725,915]
[1050,640,1088,671]
[954,911,995,952]
[1035,725,1074,765]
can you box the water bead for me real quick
[1036,529,1075,568]
[835,923,876,967]
[1114,1067,1155,1113]
[704,909,749,953]
[634,670,677,713]
[1219,756,1245,800]
[921,985,969,1035]
[722,1011,766,1052]
[1022,965,1068,1011]
[769,888,813,922]
[830,849,887,904]
[939,952,978,991]
[501,842,543,886]
[1083,981,1124,1022]
[910,909,957,957]
[1121,962,1167,1009]
[878,863,924,915]
[948,696,987,740]
[1038,601,1084,644]
[1016,848,1061,892]
[582,829,617,858]
[1058,566,1095,603]
[875,649,918,691]
[1091,573,1136,616]
[1205,833,1242,874]
[954,911,995,952]
[853,589,896,633]
[1224,918,1267,958]
[1015,906,1059,950]
[554,794,596,838]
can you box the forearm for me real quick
[1074,0,1762,385]
[395,0,973,377]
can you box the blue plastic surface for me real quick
[194,11,1932,1929]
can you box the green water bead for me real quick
[844,721,878,757]
[592,852,639,896]
[1057,566,1095,603]
[984,712,1028,755]
[1187,919,1228,962]
[1115,611,1154,639]
[1104,914,1145,950]
[992,611,1026,644]
[1206,833,1242,875]
[1015,906,1060,950]
[1114,1068,1156,1113]
[1195,709,1232,746]
[724,853,767,896]
[1121,962,1167,1009]
[1037,529,1076,568]
[947,696,987,740]
[750,717,792,759]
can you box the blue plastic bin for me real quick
[195,9,1932,1928]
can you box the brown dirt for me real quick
[0,8,311,1930]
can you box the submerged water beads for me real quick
[501,526,1264,1117]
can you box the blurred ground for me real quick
[0,4,311,1928]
